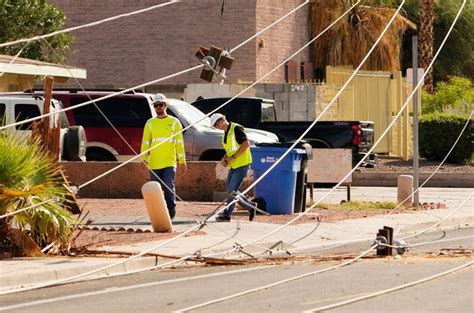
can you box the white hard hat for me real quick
[210,113,224,127]
[152,93,168,104]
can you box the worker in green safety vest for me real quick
[210,113,255,222]
[141,93,186,219]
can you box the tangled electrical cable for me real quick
[170,3,472,307]
[188,0,470,268]
[1,0,469,301]
[0,0,321,294]
[0,1,316,252]
[199,0,408,258]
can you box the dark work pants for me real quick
[150,167,176,219]
[223,164,250,217]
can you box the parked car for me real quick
[24,89,278,161]
[192,96,376,167]
[0,93,86,161]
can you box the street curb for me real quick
[398,216,474,235]
[0,256,163,293]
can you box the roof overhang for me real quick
[0,54,87,79]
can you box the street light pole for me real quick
[412,36,420,208]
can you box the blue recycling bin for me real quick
[251,146,305,214]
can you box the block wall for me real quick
[50,0,310,88]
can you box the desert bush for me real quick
[419,113,472,164]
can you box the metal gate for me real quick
[323,66,414,159]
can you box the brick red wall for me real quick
[50,0,310,88]
[255,0,310,82]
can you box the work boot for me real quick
[215,214,231,222]
[168,208,176,220]
[249,204,256,222]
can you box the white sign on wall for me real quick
[406,68,425,87]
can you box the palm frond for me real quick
[311,0,416,73]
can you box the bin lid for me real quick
[255,141,311,158]
[256,141,307,148]
[251,146,305,155]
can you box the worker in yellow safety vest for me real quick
[210,113,255,222]
[141,93,186,219]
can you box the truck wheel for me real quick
[86,148,116,161]
[199,150,226,161]
[63,126,86,161]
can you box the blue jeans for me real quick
[223,165,250,217]
[150,167,176,219]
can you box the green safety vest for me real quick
[222,122,252,169]
[141,116,186,169]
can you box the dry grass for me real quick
[315,200,398,211]
[310,1,416,73]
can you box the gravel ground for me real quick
[77,199,406,224]
[360,156,473,173]
[73,199,416,249]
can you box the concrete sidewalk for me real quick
[1,187,472,293]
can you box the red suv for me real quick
[27,89,153,161]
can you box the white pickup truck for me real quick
[0,93,86,161]
[166,98,279,161]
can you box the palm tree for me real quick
[0,131,77,256]
[310,0,415,77]
[419,0,435,92]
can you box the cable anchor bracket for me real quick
[374,226,394,256]
[233,242,256,259]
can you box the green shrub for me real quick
[419,113,473,164]
[0,130,77,254]
[422,76,473,114]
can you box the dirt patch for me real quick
[72,199,429,249]
[77,199,219,219]
[77,199,425,223]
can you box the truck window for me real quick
[0,103,5,126]
[71,97,152,127]
[170,101,211,128]
[14,104,41,130]
[192,98,263,128]
[262,101,276,121]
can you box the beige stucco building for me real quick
[0,54,86,92]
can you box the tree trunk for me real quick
[419,0,435,93]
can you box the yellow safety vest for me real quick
[141,116,186,169]
[223,123,252,169]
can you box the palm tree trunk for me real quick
[419,0,435,93]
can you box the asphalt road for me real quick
[1,227,472,313]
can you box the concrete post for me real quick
[141,181,173,232]
[397,175,413,207]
